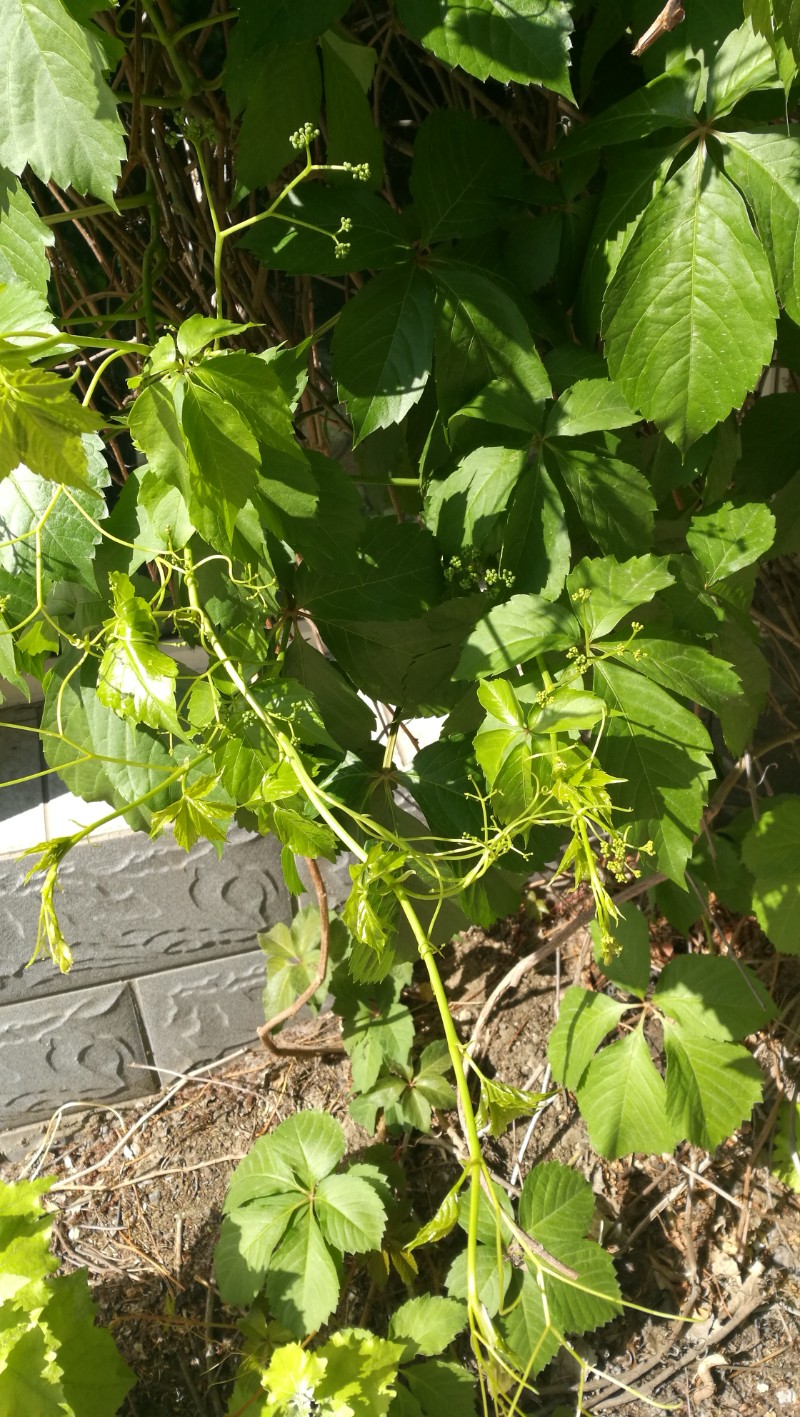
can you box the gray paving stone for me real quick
[0,981,156,1127]
[0,827,291,1003]
[135,949,269,1080]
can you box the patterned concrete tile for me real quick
[42,778,123,842]
[0,827,291,1003]
[135,949,268,1079]
[0,981,156,1127]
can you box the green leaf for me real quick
[687,500,775,584]
[271,804,339,861]
[566,554,674,642]
[0,0,124,201]
[0,367,104,488]
[402,1360,477,1417]
[545,379,638,438]
[603,145,777,450]
[0,170,53,298]
[432,261,550,426]
[590,906,651,997]
[425,446,525,556]
[455,595,578,679]
[654,955,775,1038]
[332,967,414,1092]
[411,110,527,244]
[41,652,182,832]
[332,265,435,443]
[229,0,349,49]
[266,1211,342,1337]
[175,316,254,361]
[705,19,779,119]
[321,31,383,186]
[614,634,742,715]
[315,1173,387,1253]
[260,907,333,1023]
[97,571,180,734]
[397,0,574,98]
[180,378,260,549]
[662,1026,764,1149]
[317,1330,403,1417]
[594,661,715,882]
[558,64,701,156]
[548,987,627,1090]
[41,1270,136,1417]
[388,1296,467,1360]
[576,1027,678,1159]
[500,460,570,601]
[283,638,376,755]
[741,797,800,953]
[302,519,442,624]
[475,1076,552,1138]
[234,41,322,189]
[0,443,109,626]
[545,434,655,558]
[0,1323,67,1416]
[517,1163,621,1333]
[771,1102,800,1192]
[149,775,234,853]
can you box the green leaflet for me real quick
[590,906,651,998]
[593,660,715,882]
[97,571,180,734]
[558,63,701,156]
[332,963,414,1092]
[0,0,124,201]
[350,1041,456,1134]
[720,129,800,326]
[410,110,528,245]
[0,366,104,488]
[425,446,526,557]
[321,30,383,186]
[742,797,800,953]
[500,458,570,600]
[544,433,656,558]
[234,41,322,190]
[0,170,54,298]
[388,1296,467,1360]
[603,145,777,449]
[705,18,780,119]
[544,378,638,438]
[397,0,574,98]
[687,500,775,584]
[566,553,674,642]
[260,908,347,1025]
[332,264,435,443]
[455,594,579,679]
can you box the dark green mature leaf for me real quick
[455,594,578,678]
[591,906,651,997]
[594,661,715,881]
[229,0,349,52]
[545,434,655,557]
[242,184,412,274]
[284,638,376,754]
[687,501,775,583]
[559,63,701,157]
[742,797,800,952]
[566,554,674,642]
[425,446,526,556]
[302,518,442,624]
[0,440,109,625]
[411,110,527,244]
[397,0,574,98]
[0,0,124,201]
[500,459,570,600]
[0,171,53,298]
[321,30,383,185]
[235,41,322,190]
[613,634,742,715]
[42,653,183,831]
[603,146,777,449]
[0,367,104,488]
[432,261,550,426]
[333,265,435,443]
[180,379,260,549]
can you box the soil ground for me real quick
[2,887,799,1417]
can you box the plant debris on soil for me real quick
[2,892,799,1417]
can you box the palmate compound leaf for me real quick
[0,0,125,202]
[96,571,180,735]
[603,144,778,450]
[741,796,800,953]
[396,0,574,99]
[332,264,435,444]
[502,1162,621,1377]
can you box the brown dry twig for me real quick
[632,0,686,58]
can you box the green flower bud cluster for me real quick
[444,552,514,594]
[342,161,371,181]
[289,123,320,150]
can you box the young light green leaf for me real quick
[397,0,574,98]
[687,501,775,585]
[0,367,104,488]
[663,1026,764,1149]
[477,678,524,727]
[566,554,674,642]
[405,1178,463,1255]
[224,1112,344,1213]
[654,955,776,1039]
[317,1330,403,1417]
[41,1269,136,1417]
[97,571,180,734]
[603,146,777,450]
[548,987,628,1090]
[388,1295,467,1360]
[149,775,233,853]
[270,805,339,862]
[545,378,638,438]
[771,1102,800,1193]
[455,594,578,679]
[576,1027,678,1159]
[475,1076,553,1138]
[315,1172,387,1253]
[741,797,800,953]
[0,0,125,201]
[260,908,333,1024]
[517,1162,622,1332]
[332,265,435,444]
